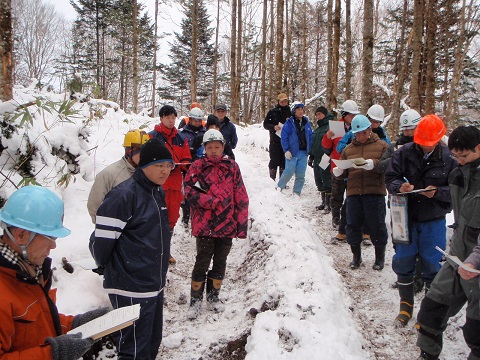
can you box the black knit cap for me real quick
[139,138,173,169]
[206,114,221,129]
[315,106,328,116]
[159,105,177,118]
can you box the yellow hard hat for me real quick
[123,129,150,148]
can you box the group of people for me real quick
[0,102,248,360]
[264,93,480,360]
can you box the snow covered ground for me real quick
[0,87,469,359]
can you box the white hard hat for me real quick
[399,109,421,130]
[367,104,385,122]
[188,107,204,120]
[203,129,225,145]
[340,100,360,115]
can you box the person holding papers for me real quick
[416,125,480,360]
[308,106,333,212]
[385,115,456,329]
[0,186,107,360]
[90,138,174,360]
[332,115,388,272]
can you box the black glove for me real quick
[72,307,110,328]
[307,156,314,168]
[46,333,94,360]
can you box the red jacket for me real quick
[321,119,347,171]
[184,155,249,239]
[149,123,192,192]
[0,258,74,359]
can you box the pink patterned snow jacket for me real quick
[184,155,249,239]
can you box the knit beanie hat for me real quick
[206,114,221,129]
[315,106,328,116]
[139,138,174,169]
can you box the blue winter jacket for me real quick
[337,126,391,154]
[220,116,238,149]
[89,169,171,297]
[281,116,313,156]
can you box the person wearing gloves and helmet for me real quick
[385,115,456,328]
[87,129,150,223]
[333,115,389,271]
[0,186,108,360]
[276,102,313,196]
[184,129,249,319]
[322,99,359,239]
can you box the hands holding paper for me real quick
[333,167,343,177]
[459,263,480,280]
[351,159,374,171]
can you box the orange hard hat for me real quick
[414,114,446,146]
[190,102,202,110]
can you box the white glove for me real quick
[333,167,343,177]
[285,151,292,160]
[352,159,374,171]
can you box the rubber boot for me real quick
[187,280,205,319]
[206,278,224,312]
[349,245,362,269]
[269,168,277,181]
[181,201,190,226]
[324,193,331,214]
[372,245,386,270]
[316,192,326,211]
[395,277,414,327]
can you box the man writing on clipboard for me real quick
[385,115,456,328]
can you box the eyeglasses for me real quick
[42,234,57,243]
[450,151,473,160]
[153,163,175,170]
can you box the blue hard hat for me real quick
[351,115,372,134]
[290,102,305,115]
[0,186,71,238]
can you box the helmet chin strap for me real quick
[2,223,36,262]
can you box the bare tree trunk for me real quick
[234,0,242,123]
[191,0,199,103]
[260,0,268,119]
[212,0,220,109]
[330,0,341,110]
[424,0,437,113]
[151,0,158,117]
[345,0,352,99]
[410,0,424,111]
[361,0,374,109]
[326,0,333,109]
[267,0,275,104]
[301,0,308,101]
[314,3,322,93]
[284,0,294,91]
[132,0,138,112]
[230,0,237,117]
[389,0,409,137]
[0,0,13,101]
[275,0,284,92]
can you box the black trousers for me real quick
[192,237,233,281]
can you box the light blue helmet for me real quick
[0,186,71,238]
[351,115,372,134]
[290,101,305,115]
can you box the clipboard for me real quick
[396,187,437,195]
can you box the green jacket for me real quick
[448,157,480,261]
[309,114,333,161]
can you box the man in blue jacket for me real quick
[90,138,174,360]
[276,102,313,196]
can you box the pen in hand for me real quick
[403,177,409,183]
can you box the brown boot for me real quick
[206,278,224,312]
[187,280,205,319]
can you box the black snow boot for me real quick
[187,280,205,320]
[395,277,414,327]
[349,245,362,269]
[316,192,326,211]
[269,168,277,181]
[372,245,386,270]
[206,278,225,313]
[418,351,439,360]
[323,193,331,214]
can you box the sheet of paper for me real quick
[319,154,330,170]
[328,121,345,139]
[68,304,141,340]
[435,246,480,274]
[331,159,355,170]
[275,123,283,138]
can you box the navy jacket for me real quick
[220,116,238,149]
[180,124,206,160]
[385,142,457,223]
[90,169,171,297]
